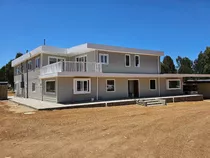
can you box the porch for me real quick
[40,61,102,76]
[10,94,203,110]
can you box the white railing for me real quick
[40,61,102,75]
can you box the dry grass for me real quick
[0,100,210,158]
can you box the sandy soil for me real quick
[0,100,210,158]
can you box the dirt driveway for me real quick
[0,100,210,158]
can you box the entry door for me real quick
[76,56,87,72]
[128,80,139,98]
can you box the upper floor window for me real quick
[35,57,40,68]
[28,60,32,70]
[134,55,140,67]
[16,66,20,75]
[125,54,131,67]
[99,54,109,64]
[48,56,65,65]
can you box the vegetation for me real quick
[0,52,23,88]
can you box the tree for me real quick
[176,56,193,74]
[161,55,176,73]
[194,47,210,74]
[0,52,23,88]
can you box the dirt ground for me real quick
[0,100,210,158]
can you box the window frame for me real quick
[149,79,157,90]
[106,79,116,92]
[125,54,131,67]
[32,82,36,92]
[99,53,109,65]
[45,80,56,94]
[48,56,66,65]
[134,55,140,67]
[73,78,91,94]
[35,57,40,68]
[27,60,32,70]
[166,79,181,90]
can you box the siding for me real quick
[160,78,183,96]
[98,51,159,74]
[197,83,210,99]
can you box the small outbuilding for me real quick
[0,81,8,100]
[184,79,210,99]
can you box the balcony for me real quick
[40,61,102,76]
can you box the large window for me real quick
[35,57,40,68]
[99,54,109,64]
[28,60,32,70]
[150,79,156,90]
[45,80,56,93]
[134,55,140,67]
[74,79,91,94]
[167,79,181,90]
[48,56,65,65]
[125,54,131,67]
[106,79,115,92]
[32,82,36,92]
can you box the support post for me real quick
[96,77,99,100]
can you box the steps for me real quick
[136,98,167,106]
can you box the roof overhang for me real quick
[39,72,210,79]
[12,46,67,67]
[67,43,164,56]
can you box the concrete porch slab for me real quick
[9,94,203,110]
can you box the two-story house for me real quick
[12,43,186,103]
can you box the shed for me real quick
[0,81,8,100]
[185,79,210,99]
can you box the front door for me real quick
[128,80,139,98]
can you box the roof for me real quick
[39,72,210,79]
[12,43,164,67]
[185,79,210,83]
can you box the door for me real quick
[128,80,139,98]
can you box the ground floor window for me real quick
[106,79,115,92]
[32,82,36,92]
[150,79,156,90]
[74,78,91,94]
[45,80,56,93]
[167,79,181,90]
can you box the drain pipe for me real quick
[158,56,161,97]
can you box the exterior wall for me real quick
[197,83,210,99]
[57,77,97,103]
[56,77,184,103]
[160,78,183,96]
[42,54,69,66]
[98,51,159,74]
[14,55,42,100]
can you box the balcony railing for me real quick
[40,61,102,76]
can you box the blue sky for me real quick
[0,0,210,67]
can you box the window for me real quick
[32,82,36,92]
[48,56,65,65]
[46,80,56,93]
[150,79,156,90]
[74,79,91,94]
[106,79,115,92]
[35,57,40,68]
[27,60,32,70]
[125,54,130,67]
[167,79,181,90]
[16,66,20,75]
[99,54,109,64]
[134,55,140,67]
